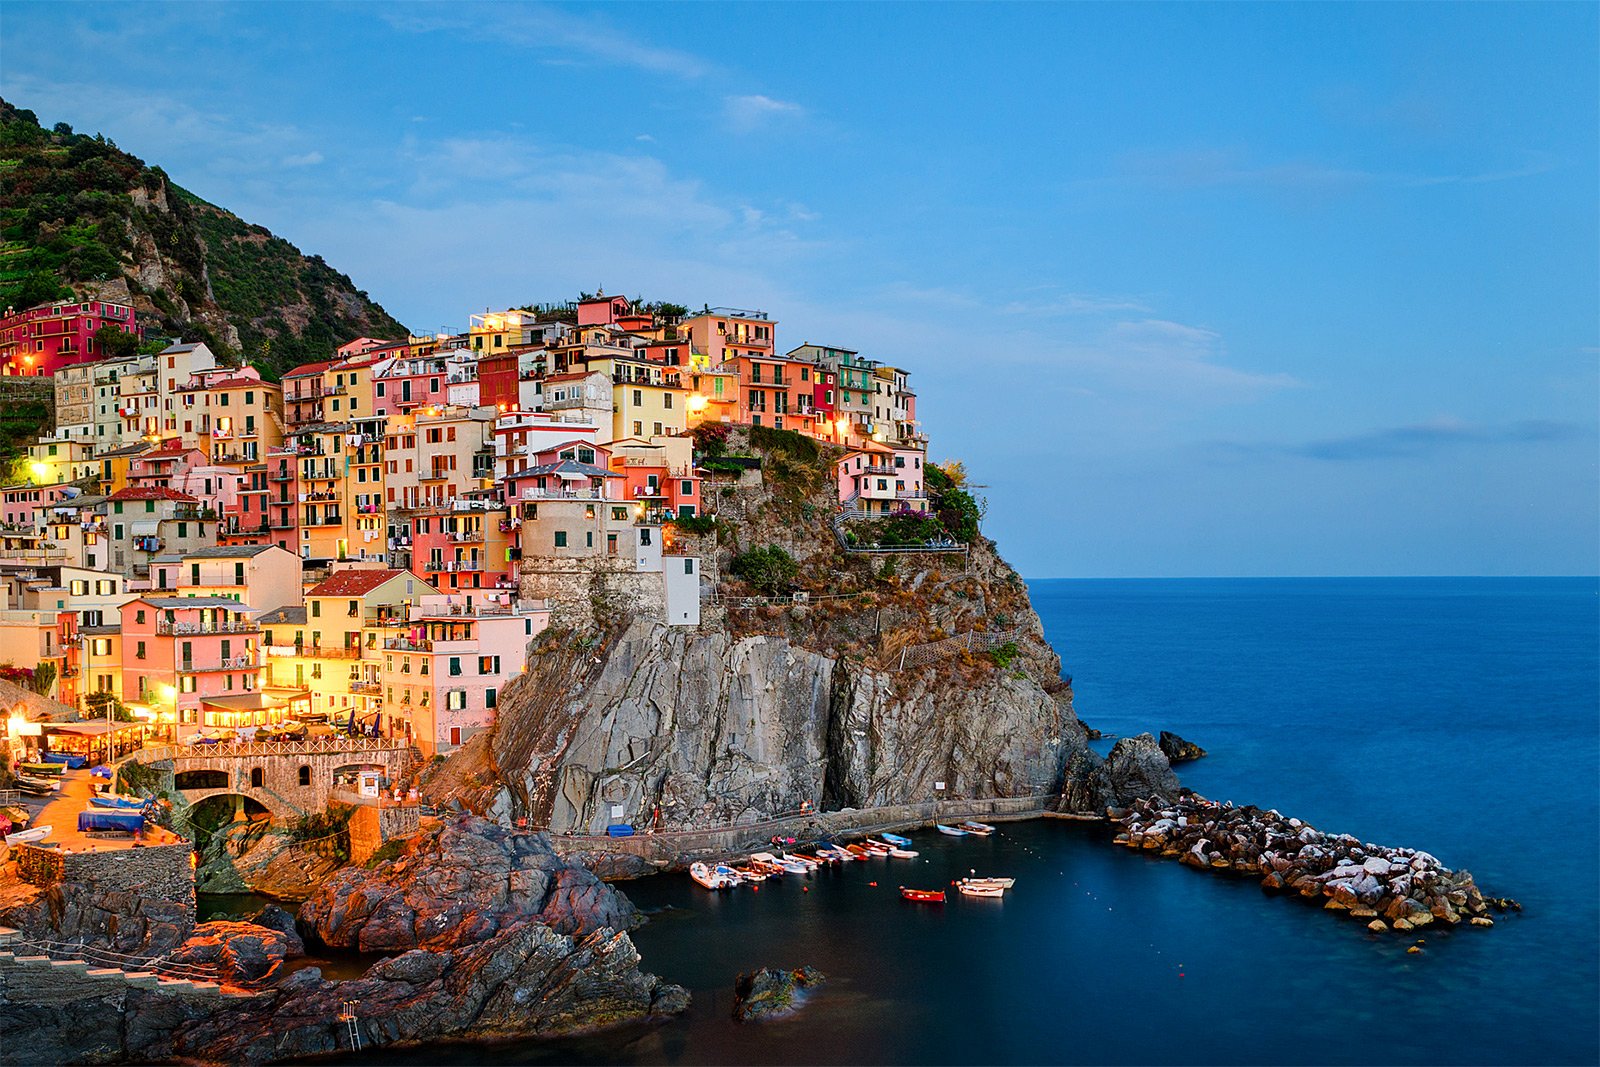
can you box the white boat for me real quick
[936,824,969,837]
[959,821,996,836]
[888,848,920,859]
[780,852,819,869]
[962,876,1016,890]
[957,882,1005,898]
[714,864,743,886]
[4,825,51,846]
[689,861,736,889]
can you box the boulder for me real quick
[732,967,826,1022]
[1157,731,1207,764]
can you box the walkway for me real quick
[31,770,180,853]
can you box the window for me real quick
[685,558,695,574]
[298,766,312,787]
[632,421,642,436]
[135,609,145,624]
[479,655,500,674]
[612,507,628,521]
[663,392,672,409]
[682,480,694,496]
[447,690,466,710]
[311,601,321,617]
[554,531,567,548]
[486,688,497,709]
[70,579,88,595]
[449,657,462,676]
[632,389,642,406]
[135,640,146,660]
[250,768,265,788]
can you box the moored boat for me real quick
[844,843,871,859]
[690,861,737,889]
[888,847,920,859]
[957,882,1005,898]
[16,776,59,796]
[900,887,946,903]
[4,825,51,846]
[936,824,969,836]
[89,795,147,810]
[19,762,63,777]
[959,821,996,836]
[961,876,1016,890]
[77,810,144,833]
[880,832,913,847]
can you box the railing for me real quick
[349,680,382,694]
[126,735,407,764]
[297,645,363,659]
[897,627,1021,670]
[156,620,260,636]
[180,654,257,672]
[11,936,225,985]
[520,487,607,501]
[384,637,433,652]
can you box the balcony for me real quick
[268,469,295,482]
[304,513,344,527]
[632,484,668,498]
[519,487,606,501]
[157,619,261,636]
[180,654,258,673]
[384,637,433,652]
[349,679,382,695]
[447,530,485,543]
[298,645,364,659]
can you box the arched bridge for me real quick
[117,737,410,821]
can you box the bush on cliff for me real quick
[731,545,799,596]
[669,514,718,536]
[926,463,984,544]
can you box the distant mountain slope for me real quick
[0,99,407,377]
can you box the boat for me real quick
[961,876,1016,890]
[959,821,996,836]
[89,796,147,810]
[791,851,829,866]
[957,882,1005,898]
[76,810,145,833]
[3,825,51,846]
[888,848,920,859]
[880,832,913,847]
[844,843,871,859]
[15,776,60,796]
[40,752,88,769]
[776,857,812,875]
[730,865,768,884]
[714,864,744,885]
[900,887,946,903]
[689,862,736,890]
[19,762,64,777]
[781,852,819,869]
[936,824,970,836]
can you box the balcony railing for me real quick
[296,645,364,659]
[384,637,433,652]
[156,619,260,636]
[180,654,257,673]
[519,487,607,501]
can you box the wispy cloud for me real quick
[1095,148,1557,192]
[1213,418,1585,462]
[378,5,710,79]
[724,94,805,133]
[281,151,324,168]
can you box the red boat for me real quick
[900,887,946,903]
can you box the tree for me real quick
[86,690,134,722]
[30,662,56,698]
[95,324,140,359]
[730,545,799,596]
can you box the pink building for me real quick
[0,298,141,377]
[120,595,261,740]
[380,595,548,755]
[372,353,452,416]
[2,484,74,527]
[836,444,928,516]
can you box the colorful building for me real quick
[0,298,141,377]
[119,595,261,739]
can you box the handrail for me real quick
[125,736,406,764]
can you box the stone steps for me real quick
[0,948,254,1000]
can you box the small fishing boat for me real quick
[814,844,849,862]
[77,810,145,834]
[781,852,819,869]
[962,876,1016,890]
[714,864,743,885]
[791,852,829,866]
[689,862,736,890]
[89,795,147,810]
[879,832,913,847]
[89,765,114,780]
[959,821,996,836]
[888,848,920,859]
[900,887,945,903]
[844,843,871,859]
[936,824,970,837]
[16,776,60,796]
[40,752,88,769]
[730,865,767,884]
[19,762,63,777]
[957,882,1005,898]
[4,825,51,846]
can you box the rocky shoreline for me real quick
[1113,793,1518,932]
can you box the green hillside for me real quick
[0,99,407,377]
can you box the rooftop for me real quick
[306,568,417,597]
[257,605,307,625]
[134,595,258,610]
[107,487,198,502]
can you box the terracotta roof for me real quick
[306,568,417,597]
[208,376,268,390]
[108,486,198,502]
[283,360,334,378]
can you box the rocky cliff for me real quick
[425,429,1146,836]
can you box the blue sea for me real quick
[384,577,1600,1065]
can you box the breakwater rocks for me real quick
[1158,731,1206,763]
[1114,795,1515,932]
[733,966,826,1022]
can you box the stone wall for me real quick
[519,554,667,629]
[346,802,422,864]
[63,843,197,926]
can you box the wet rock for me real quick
[1158,731,1207,764]
[1367,919,1388,932]
[1096,733,1182,805]
[298,815,638,953]
[732,966,826,1022]
[167,920,302,983]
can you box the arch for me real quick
[175,768,229,790]
[250,767,265,788]
[298,765,312,787]
[184,792,274,848]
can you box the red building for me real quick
[476,349,521,410]
[0,298,141,377]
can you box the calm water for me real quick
[373,578,1600,1065]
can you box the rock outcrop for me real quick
[1114,794,1515,930]
[1158,730,1207,763]
[167,918,303,984]
[298,816,637,951]
[732,966,826,1021]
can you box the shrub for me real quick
[669,514,717,536]
[730,545,799,596]
[692,422,731,458]
[987,641,1020,669]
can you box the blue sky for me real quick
[4,2,1596,576]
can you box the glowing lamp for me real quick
[29,462,48,481]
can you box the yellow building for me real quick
[586,355,687,442]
